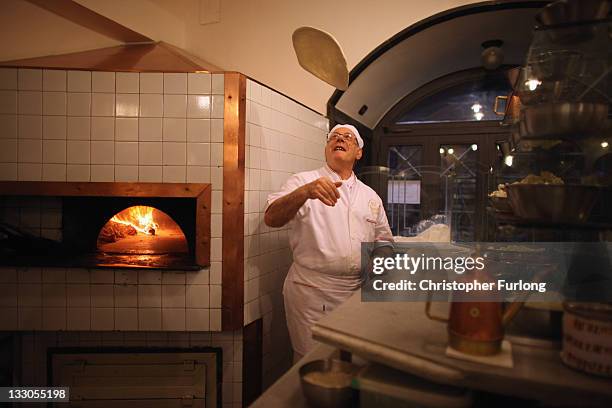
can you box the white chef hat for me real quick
[328,124,364,148]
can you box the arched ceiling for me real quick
[331,1,548,129]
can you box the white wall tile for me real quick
[0,68,18,90]
[140,73,163,94]
[42,70,66,92]
[115,284,137,307]
[66,92,91,116]
[138,284,161,307]
[18,69,42,91]
[67,71,91,92]
[138,142,162,165]
[18,163,41,181]
[211,74,224,95]
[92,72,115,93]
[42,164,66,181]
[115,165,138,181]
[139,94,163,117]
[186,308,209,331]
[0,163,17,180]
[138,308,161,330]
[211,143,223,167]
[115,141,138,165]
[42,139,66,163]
[186,284,209,308]
[162,118,186,141]
[187,118,210,142]
[91,141,114,164]
[17,115,40,139]
[66,164,90,181]
[163,94,187,118]
[116,93,139,117]
[18,139,41,162]
[18,91,42,115]
[210,309,221,331]
[115,118,138,141]
[91,93,115,116]
[91,308,114,330]
[138,165,162,182]
[162,308,185,331]
[0,139,17,162]
[211,118,223,143]
[19,307,42,330]
[67,141,90,164]
[115,308,138,330]
[188,73,211,94]
[162,142,186,165]
[139,117,162,141]
[42,92,66,115]
[186,143,210,166]
[187,95,210,118]
[211,95,224,118]
[162,284,185,307]
[138,270,161,284]
[0,91,17,114]
[91,164,114,181]
[162,165,186,182]
[42,116,66,140]
[66,117,90,140]
[91,117,114,140]
[186,166,210,183]
[66,283,90,307]
[0,114,17,139]
[116,72,139,93]
[43,308,66,330]
[164,73,187,94]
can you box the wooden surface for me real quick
[312,291,612,406]
[0,42,222,73]
[221,72,246,330]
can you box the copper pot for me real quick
[425,267,525,356]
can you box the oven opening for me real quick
[97,205,189,255]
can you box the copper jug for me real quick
[425,266,525,356]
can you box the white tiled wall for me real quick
[244,79,328,388]
[0,68,223,183]
[0,68,226,333]
[17,330,243,408]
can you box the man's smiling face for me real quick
[325,127,362,167]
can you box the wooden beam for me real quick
[25,0,152,43]
[222,72,246,330]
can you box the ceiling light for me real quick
[471,103,482,113]
[474,112,484,121]
[602,141,609,148]
[525,79,542,91]
[504,155,514,167]
[471,144,478,151]
[448,148,455,155]
[439,148,445,154]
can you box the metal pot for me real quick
[299,359,358,408]
[519,102,609,139]
[506,184,600,223]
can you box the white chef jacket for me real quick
[267,165,393,356]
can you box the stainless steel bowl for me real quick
[520,102,609,139]
[299,359,358,408]
[506,184,600,223]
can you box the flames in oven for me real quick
[97,206,188,254]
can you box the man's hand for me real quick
[303,177,343,206]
